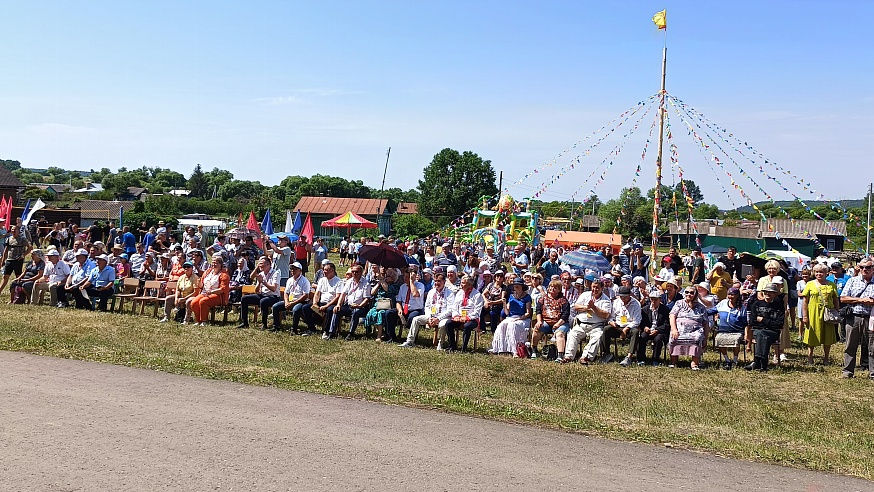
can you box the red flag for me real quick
[301,213,314,245]
[0,196,7,227]
[246,211,263,248]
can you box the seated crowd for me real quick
[3,218,873,376]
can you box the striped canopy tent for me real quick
[321,211,378,235]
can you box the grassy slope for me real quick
[3,303,873,480]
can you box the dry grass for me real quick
[3,302,874,480]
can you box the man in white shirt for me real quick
[339,237,349,267]
[302,262,342,337]
[236,256,281,330]
[263,234,293,284]
[400,273,452,348]
[128,243,147,279]
[270,261,310,333]
[438,275,484,352]
[563,279,613,364]
[32,249,70,306]
[328,264,370,340]
[602,286,643,366]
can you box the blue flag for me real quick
[261,209,274,236]
[292,210,302,234]
[19,199,31,221]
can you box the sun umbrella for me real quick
[559,250,611,272]
[357,242,408,268]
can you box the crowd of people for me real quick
[3,216,873,378]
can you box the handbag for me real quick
[515,342,530,359]
[375,298,392,310]
[818,286,841,323]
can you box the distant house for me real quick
[578,215,601,232]
[292,196,394,236]
[666,218,847,257]
[396,202,418,215]
[29,183,72,196]
[120,186,149,201]
[76,200,138,228]
[72,183,104,194]
[0,167,25,205]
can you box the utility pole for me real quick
[497,170,503,198]
[865,183,874,255]
[378,147,391,235]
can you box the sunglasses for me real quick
[861,265,874,270]
[684,291,697,295]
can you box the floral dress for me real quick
[669,300,709,357]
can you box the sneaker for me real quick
[302,330,316,337]
[549,335,557,343]
[181,320,187,325]
[235,323,249,329]
[637,361,646,366]
[57,302,65,308]
[722,362,733,371]
[619,355,632,367]
[159,316,169,323]
[321,333,330,340]
[436,343,444,351]
[668,364,676,368]
[600,352,614,364]
[691,365,701,371]
[779,353,788,363]
[554,357,565,363]
[529,352,539,359]
[399,341,414,348]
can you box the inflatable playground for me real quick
[454,194,539,251]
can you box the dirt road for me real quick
[0,351,867,491]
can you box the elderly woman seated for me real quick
[714,287,748,370]
[488,277,531,356]
[668,285,711,370]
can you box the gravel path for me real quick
[1,351,868,491]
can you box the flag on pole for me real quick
[301,213,314,245]
[119,205,124,229]
[285,209,294,233]
[246,211,263,248]
[652,9,667,30]
[23,198,46,226]
[292,210,303,235]
[19,199,31,222]
[261,209,274,236]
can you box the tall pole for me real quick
[651,35,667,269]
[865,183,874,255]
[378,147,391,235]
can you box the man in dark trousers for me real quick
[745,282,785,372]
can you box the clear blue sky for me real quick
[1,1,870,208]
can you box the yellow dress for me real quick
[801,280,838,347]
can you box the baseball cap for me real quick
[75,248,89,256]
[291,261,303,270]
[47,250,60,257]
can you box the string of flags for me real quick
[669,94,864,253]
[672,95,869,233]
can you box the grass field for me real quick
[2,298,873,481]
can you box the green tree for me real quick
[218,180,267,201]
[0,159,22,172]
[417,148,498,225]
[392,213,437,238]
[691,203,720,220]
[187,164,208,198]
[597,187,650,238]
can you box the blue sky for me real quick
[1,1,870,208]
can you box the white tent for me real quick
[762,250,811,270]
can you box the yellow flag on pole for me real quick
[652,9,667,30]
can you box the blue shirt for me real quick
[90,265,117,288]
[122,231,137,254]
[70,259,97,285]
[541,260,562,280]
[506,293,532,317]
[826,273,851,295]
[716,299,747,334]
